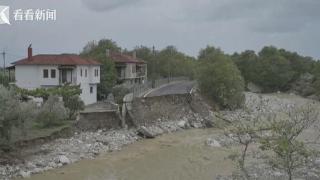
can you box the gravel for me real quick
[0,112,208,179]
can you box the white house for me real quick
[11,46,101,105]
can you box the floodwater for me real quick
[29,129,236,180]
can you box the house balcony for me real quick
[59,65,77,85]
[137,71,146,78]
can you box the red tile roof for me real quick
[110,52,146,64]
[13,54,102,66]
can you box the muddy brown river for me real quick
[28,129,235,180]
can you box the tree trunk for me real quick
[241,143,249,179]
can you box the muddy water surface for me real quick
[29,129,235,180]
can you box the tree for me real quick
[64,95,84,120]
[0,86,21,148]
[197,47,245,109]
[232,50,260,85]
[80,39,119,99]
[0,86,37,150]
[225,95,269,179]
[36,96,68,128]
[256,46,295,92]
[0,73,9,87]
[232,46,317,93]
[260,105,318,180]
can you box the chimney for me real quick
[106,49,110,57]
[133,51,136,59]
[28,44,32,60]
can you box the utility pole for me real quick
[152,46,156,88]
[2,51,5,76]
[1,51,5,85]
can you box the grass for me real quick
[11,120,73,143]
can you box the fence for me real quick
[130,76,189,98]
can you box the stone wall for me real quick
[76,111,122,131]
[129,93,212,126]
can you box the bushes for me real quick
[112,86,130,104]
[197,47,245,109]
[0,86,38,149]
[35,96,68,128]
[0,73,9,87]
[16,85,84,119]
[232,46,315,93]
[64,95,84,119]
[16,84,82,101]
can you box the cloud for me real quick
[164,0,320,34]
[81,0,142,12]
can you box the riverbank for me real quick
[27,128,236,180]
[1,113,209,179]
[3,92,320,180]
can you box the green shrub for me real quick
[64,95,84,119]
[36,96,68,128]
[16,84,82,101]
[0,74,9,87]
[0,86,38,150]
[112,86,131,104]
[197,50,245,109]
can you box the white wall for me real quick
[15,64,100,105]
[124,63,136,79]
[39,65,59,86]
[76,65,100,105]
[16,65,40,89]
[16,65,59,89]
[80,83,97,105]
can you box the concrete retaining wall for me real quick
[76,111,122,131]
[129,93,211,126]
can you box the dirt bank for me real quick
[1,92,214,179]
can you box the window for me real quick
[43,69,48,78]
[132,65,136,73]
[85,69,87,77]
[90,86,93,94]
[80,69,83,77]
[94,69,99,77]
[51,69,56,78]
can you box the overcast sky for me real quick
[1,0,320,65]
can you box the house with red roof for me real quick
[107,50,147,86]
[11,45,101,105]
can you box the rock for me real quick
[106,93,115,103]
[137,126,156,138]
[206,138,221,147]
[57,155,70,165]
[307,172,319,180]
[247,82,262,93]
[33,168,43,173]
[48,162,57,168]
[177,120,187,128]
[26,162,36,169]
[273,171,283,177]
[314,158,320,166]
[19,170,31,178]
[191,122,202,128]
[203,119,215,128]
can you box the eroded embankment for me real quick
[1,92,214,179]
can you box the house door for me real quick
[62,70,67,83]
